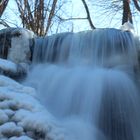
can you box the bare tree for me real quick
[120,0,140,25]
[122,0,133,24]
[15,0,97,36]
[53,0,96,30]
[15,0,64,36]
[0,0,9,17]
[133,0,140,12]
[89,0,140,28]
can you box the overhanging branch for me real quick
[81,0,96,29]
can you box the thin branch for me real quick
[0,19,10,27]
[133,0,140,11]
[57,16,87,22]
[81,0,96,29]
[0,0,9,17]
[45,0,58,35]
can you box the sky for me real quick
[1,0,140,35]
[71,0,140,34]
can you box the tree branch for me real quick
[81,0,96,29]
[0,0,9,17]
[0,19,10,27]
[133,0,140,11]
[45,0,58,35]
[57,16,87,22]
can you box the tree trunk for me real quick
[122,0,133,24]
[0,0,9,17]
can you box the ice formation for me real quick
[0,75,67,140]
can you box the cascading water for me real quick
[24,28,140,140]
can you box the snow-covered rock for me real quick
[0,27,35,63]
[0,58,29,80]
[0,27,36,79]
[0,75,65,140]
[7,28,35,64]
[0,58,17,72]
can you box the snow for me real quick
[0,122,24,137]
[0,27,70,139]
[0,110,9,125]
[0,58,17,73]
[9,136,33,140]
[7,28,34,64]
[0,75,66,139]
[121,22,135,34]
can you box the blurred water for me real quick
[24,28,140,140]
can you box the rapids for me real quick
[24,28,140,140]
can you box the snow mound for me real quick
[120,22,134,34]
[0,76,65,140]
[0,58,29,80]
[0,58,17,73]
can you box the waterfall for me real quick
[32,29,138,67]
[24,28,140,140]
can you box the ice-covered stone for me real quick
[7,28,35,64]
[0,110,9,125]
[0,122,24,137]
[0,27,36,79]
[0,75,66,139]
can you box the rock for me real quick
[0,28,16,59]
[0,27,35,62]
[7,28,35,64]
[0,28,35,80]
[0,58,28,80]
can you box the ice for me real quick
[0,28,68,139]
[0,110,9,125]
[0,58,17,73]
[7,28,35,64]
[0,75,66,139]
[9,136,33,140]
[121,22,135,34]
[0,122,24,137]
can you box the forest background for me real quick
[0,0,140,36]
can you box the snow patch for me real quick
[0,75,67,139]
[120,22,135,34]
[0,58,17,73]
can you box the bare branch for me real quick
[45,0,58,35]
[56,16,87,22]
[0,19,10,27]
[81,0,96,29]
[133,0,140,12]
[0,0,9,17]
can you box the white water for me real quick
[24,28,140,140]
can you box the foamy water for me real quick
[24,28,140,140]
